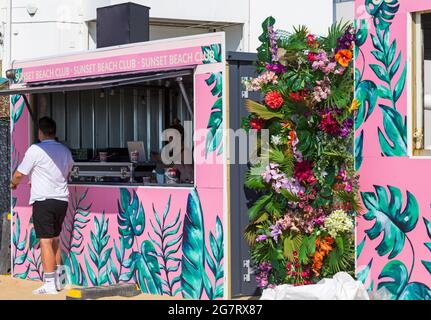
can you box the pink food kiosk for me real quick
[4,31,236,299]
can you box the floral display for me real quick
[243,17,358,289]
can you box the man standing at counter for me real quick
[10,117,74,295]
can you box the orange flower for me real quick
[335,49,353,68]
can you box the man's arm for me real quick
[10,171,25,190]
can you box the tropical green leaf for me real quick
[355,80,378,128]
[283,232,303,261]
[355,130,364,171]
[205,216,224,300]
[366,0,400,31]
[134,241,163,294]
[378,104,407,156]
[245,100,283,120]
[378,260,408,300]
[355,19,368,47]
[256,16,276,63]
[356,236,366,259]
[361,185,419,259]
[117,189,145,249]
[393,64,406,102]
[357,259,373,284]
[248,193,272,221]
[181,189,206,299]
[205,97,223,157]
[370,64,389,83]
[201,44,222,64]
[206,72,223,97]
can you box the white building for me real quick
[0,0,353,75]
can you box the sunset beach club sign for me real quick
[20,43,221,83]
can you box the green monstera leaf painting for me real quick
[378,104,407,156]
[120,240,163,294]
[366,0,400,31]
[205,72,223,158]
[117,189,145,249]
[378,260,431,300]
[361,185,419,259]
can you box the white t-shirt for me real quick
[17,139,74,205]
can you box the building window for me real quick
[412,12,431,156]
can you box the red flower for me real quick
[293,251,298,257]
[264,91,284,110]
[306,34,316,46]
[249,117,265,131]
[320,112,341,135]
[289,90,307,103]
[307,52,317,62]
[294,160,317,185]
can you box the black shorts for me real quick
[32,199,68,239]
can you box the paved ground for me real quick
[0,275,257,300]
[0,275,178,300]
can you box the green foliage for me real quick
[256,16,276,64]
[321,20,351,51]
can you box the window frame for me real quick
[410,10,431,157]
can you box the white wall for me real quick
[336,1,354,23]
[0,0,335,74]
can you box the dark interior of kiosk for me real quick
[30,73,194,187]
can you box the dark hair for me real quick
[38,117,56,137]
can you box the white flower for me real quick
[271,135,283,146]
[324,209,354,238]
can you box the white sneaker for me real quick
[32,283,58,295]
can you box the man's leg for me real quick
[52,237,61,266]
[52,237,66,291]
[33,238,58,294]
[40,238,56,272]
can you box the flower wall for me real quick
[243,17,357,288]
[355,0,431,300]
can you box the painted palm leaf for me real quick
[366,0,400,31]
[204,216,224,300]
[355,130,364,171]
[61,188,91,286]
[181,189,206,299]
[149,195,183,296]
[120,241,163,294]
[117,188,145,249]
[355,80,378,128]
[361,185,419,259]
[85,212,112,286]
[377,105,407,156]
[205,98,223,158]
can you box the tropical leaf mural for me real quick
[355,130,364,171]
[61,188,90,286]
[149,195,183,296]
[84,212,112,286]
[422,218,431,276]
[26,224,42,280]
[361,185,419,259]
[204,216,224,300]
[117,188,145,249]
[378,260,431,300]
[366,0,400,31]
[377,104,407,156]
[180,189,206,299]
[201,44,222,64]
[12,211,29,279]
[120,240,163,294]
[205,72,223,158]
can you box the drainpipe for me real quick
[333,0,337,23]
